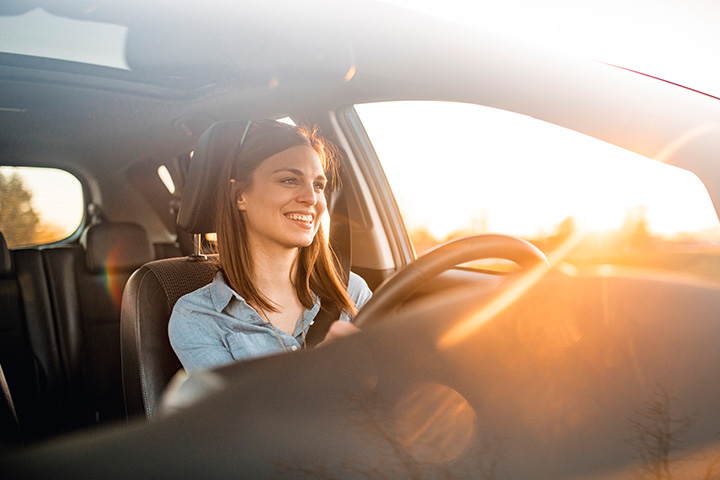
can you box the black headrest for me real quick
[80,222,154,273]
[177,120,250,234]
[0,232,11,275]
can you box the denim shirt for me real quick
[168,271,372,372]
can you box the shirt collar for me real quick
[209,271,243,312]
[209,270,323,318]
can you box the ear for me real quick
[236,194,247,211]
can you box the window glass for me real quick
[0,8,128,69]
[355,101,720,272]
[0,166,84,247]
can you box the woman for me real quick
[169,120,372,372]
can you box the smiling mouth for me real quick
[285,213,314,224]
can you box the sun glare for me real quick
[369,0,720,247]
[378,0,720,98]
[356,100,720,246]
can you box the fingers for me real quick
[316,321,360,347]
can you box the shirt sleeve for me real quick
[340,271,373,323]
[168,296,237,373]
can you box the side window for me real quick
[0,166,84,248]
[355,101,720,271]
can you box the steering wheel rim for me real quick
[353,234,548,328]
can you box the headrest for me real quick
[0,232,11,275]
[80,222,154,273]
[177,120,250,234]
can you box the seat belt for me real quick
[305,185,351,348]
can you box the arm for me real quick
[319,272,373,346]
[340,272,373,323]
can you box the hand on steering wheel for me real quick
[354,234,548,328]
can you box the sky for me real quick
[356,101,719,240]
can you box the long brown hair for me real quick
[214,120,356,316]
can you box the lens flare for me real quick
[438,231,584,349]
[392,382,476,464]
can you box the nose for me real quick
[297,181,319,205]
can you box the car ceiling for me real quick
[0,1,424,206]
[2,0,720,218]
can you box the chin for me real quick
[288,236,315,249]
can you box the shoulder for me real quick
[172,271,232,314]
[173,282,213,310]
[168,281,218,337]
[347,271,372,310]
[347,271,369,293]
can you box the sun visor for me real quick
[123,4,356,84]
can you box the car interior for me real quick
[2,1,720,478]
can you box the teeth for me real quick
[286,213,313,223]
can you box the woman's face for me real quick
[236,144,327,252]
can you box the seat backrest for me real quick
[0,235,23,449]
[0,232,67,443]
[121,258,217,419]
[0,361,22,448]
[120,120,250,420]
[43,222,154,426]
[80,222,155,423]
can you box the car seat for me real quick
[120,120,246,419]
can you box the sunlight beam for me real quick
[438,230,584,349]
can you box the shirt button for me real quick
[310,320,315,325]
[291,345,298,351]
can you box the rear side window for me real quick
[0,166,84,247]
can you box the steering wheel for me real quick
[353,234,548,328]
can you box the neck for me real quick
[248,241,300,300]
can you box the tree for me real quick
[0,171,40,247]
[629,384,695,480]
[622,205,653,251]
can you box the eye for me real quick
[281,178,298,185]
[314,181,326,191]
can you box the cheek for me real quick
[317,195,328,214]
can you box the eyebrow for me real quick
[272,168,326,181]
